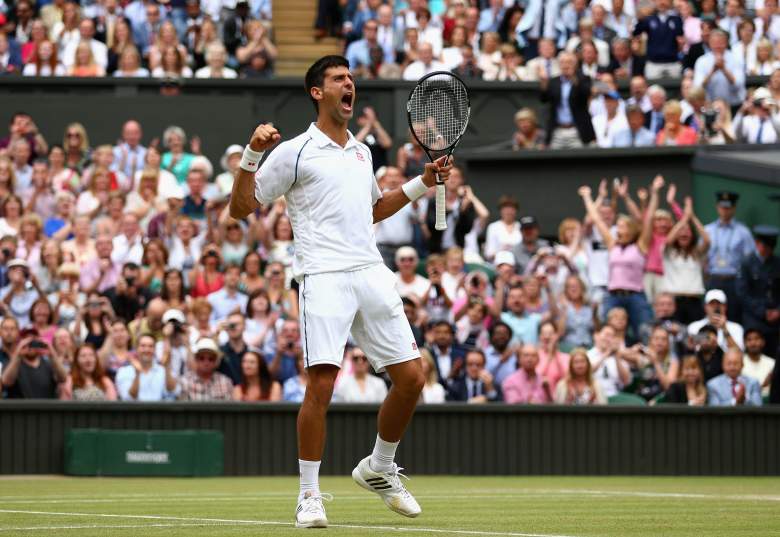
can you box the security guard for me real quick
[705,191,756,322]
[737,225,780,359]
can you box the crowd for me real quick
[0,110,777,406]
[0,0,277,78]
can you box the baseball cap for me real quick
[162,309,187,324]
[7,259,29,270]
[395,246,418,263]
[715,191,739,208]
[520,216,538,229]
[604,90,621,100]
[705,289,727,304]
[494,251,516,267]
[193,338,220,355]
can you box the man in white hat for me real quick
[734,87,778,144]
[0,259,42,329]
[155,309,191,379]
[688,289,745,352]
[178,338,233,401]
[216,144,243,197]
[393,246,429,304]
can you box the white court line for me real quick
[0,508,580,537]
[0,523,245,532]
[0,489,778,503]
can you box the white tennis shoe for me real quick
[295,490,331,528]
[351,455,421,518]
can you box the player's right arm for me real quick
[229,124,281,220]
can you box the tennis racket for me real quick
[406,71,471,231]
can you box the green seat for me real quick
[650,392,667,406]
[415,260,497,281]
[763,394,770,405]
[607,392,647,406]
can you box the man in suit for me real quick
[683,19,715,71]
[540,51,596,149]
[525,38,560,81]
[426,321,467,387]
[611,105,656,147]
[607,38,646,80]
[447,349,502,402]
[643,84,667,134]
[707,348,762,406]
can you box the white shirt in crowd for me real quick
[194,66,238,79]
[332,374,388,403]
[591,112,629,148]
[62,38,108,68]
[255,123,384,280]
[23,64,67,76]
[421,382,446,403]
[374,202,415,245]
[395,273,430,302]
[154,341,189,379]
[687,318,745,351]
[742,354,775,396]
[483,221,521,261]
[112,233,145,266]
[735,114,778,144]
[587,347,623,398]
[402,59,448,81]
[115,363,177,401]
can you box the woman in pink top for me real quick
[536,321,570,390]
[656,101,698,146]
[579,176,658,341]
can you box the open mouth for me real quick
[341,92,353,112]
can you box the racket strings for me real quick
[409,73,469,152]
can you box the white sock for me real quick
[299,459,321,500]
[369,434,399,473]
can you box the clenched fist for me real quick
[249,124,281,152]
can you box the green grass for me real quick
[0,475,779,536]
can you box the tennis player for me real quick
[229,55,452,528]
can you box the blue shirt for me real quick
[693,51,746,106]
[556,78,574,126]
[207,288,249,323]
[705,219,756,276]
[282,374,306,401]
[633,13,683,63]
[266,351,299,384]
[345,39,372,71]
[500,311,542,346]
[706,374,762,406]
[611,127,656,147]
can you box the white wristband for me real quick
[240,145,264,173]
[402,175,428,201]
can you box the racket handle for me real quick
[434,180,447,231]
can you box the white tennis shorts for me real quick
[298,263,420,372]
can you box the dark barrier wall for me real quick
[2,402,779,476]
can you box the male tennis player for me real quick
[229,55,452,528]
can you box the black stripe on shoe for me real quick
[365,477,386,483]
[373,485,392,490]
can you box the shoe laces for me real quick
[301,492,333,513]
[385,464,412,497]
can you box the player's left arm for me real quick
[372,156,452,224]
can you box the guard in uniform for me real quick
[705,191,756,322]
[738,226,780,358]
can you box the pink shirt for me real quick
[537,350,570,390]
[645,203,682,275]
[608,243,646,292]
[502,369,551,404]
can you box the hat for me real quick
[754,224,779,248]
[715,191,739,208]
[752,86,775,104]
[705,289,727,304]
[162,183,186,201]
[395,246,418,263]
[162,309,187,324]
[58,262,80,277]
[520,216,538,229]
[220,144,243,171]
[7,259,29,270]
[604,90,621,100]
[190,155,213,180]
[193,338,220,355]
[494,251,516,267]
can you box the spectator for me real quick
[656,100,697,145]
[154,308,191,380]
[161,126,196,185]
[51,1,80,55]
[62,122,90,173]
[79,234,120,294]
[662,196,709,323]
[502,344,551,404]
[0,259,41,329]
[147,21,188,73]
[540,51,596,149]
[113,46,149,77]
[718,0,744,45]
[0,195,22,237]
[579,179,655,339]
[511,108,546,150]
[29,297,56,344]
[484,196,520,263]
[734,87,778,144]
[394,246,429,304]
[592,90,629,148]
[427,320,466,386]
[374,168,416,270]
[704,191,755,319]
[741,328,774,397]
[115,332,177,401]
[738,225,780,355]
[612,104,656,147]
[60,344,117,400]
[607,37,645,80]
[750,38,775,76]
[97,320,133,379]
[452,45,483,80]
[240,251,265,296]
[9,139,32,193]
[206,264,247,323]
[0,316,19,373]
[525,38,559,82]
[644,85,667,135]
[268,319,302,384]
[693,324,725,382]
[500,286,542,345]
[663,355,707,404]
[554,347,606,404]
[0,157,15,201]
[1,327,66,398]
[707,348,762,406]
[732,19,757,73]
[282,353,308,402]
[537,320,570,390]
[23,40,65,76]
[107,18,135,74]
[675,0,700,52]
[354,107,392,172]
[455,298,489,349]
[627,75,651,112]
[233,349,282,401]
[346,18,380,72]
[152,45,193,78]
[447,348,501,402]
[62,19,108,70]
[215,311,248,384]
[419,348,446,403]
[587,324,631,398]
[632,0,683,79]
[176,337,232,401]
[683,19,715,71]
[693,29,745,108]
[264,261,298,319]
[333,347,388,403]
[636,324,679,400]
[558,275,596,350]
[402,42,446,81]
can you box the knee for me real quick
[396,370,425,398]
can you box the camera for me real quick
[1,248,11,259]
[168,320,185,334]
[702,108,718,135]
[470,275,480,288]
[29,340,47,350]
[203,250,219,259]
[124,276,136,288]
[226,322,238,330]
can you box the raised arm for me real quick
[373,157,452,224]
[229,124,281,220]
[638,175,664,254]
[616,178,643,222]
[578,185,615,250]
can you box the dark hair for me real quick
[241,250,263,274]
[465,348,486,365]
[698,324,718,336]
[32,157,49,167]
[744,328,765,340]
[304,55,349,112]
[29,297,54,325]
[246,288,272,317]
[489,321,513,338]
[161,269,186,301]
[431,320,454,333]
[240,350,273,396]
[9,112,30,125]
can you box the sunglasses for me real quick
[353,354,367,361]
[399,257,415,262]
[226,225,240,230]
[195,354,218,362]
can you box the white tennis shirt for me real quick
[255,123,384,280]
